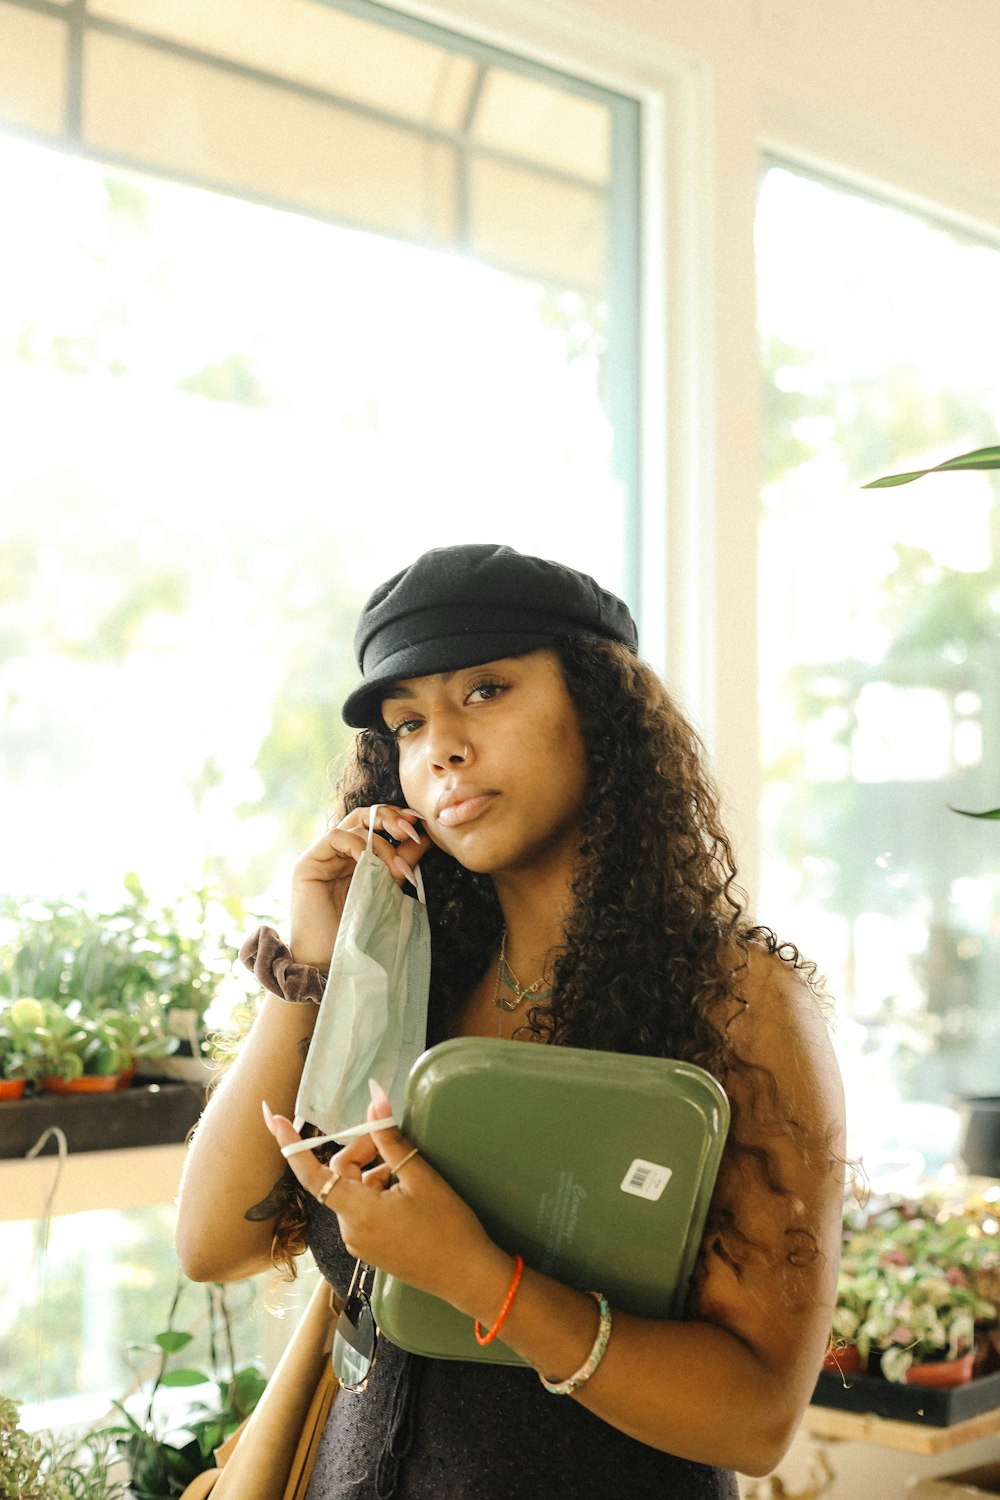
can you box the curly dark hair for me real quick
[267,636,829,1285]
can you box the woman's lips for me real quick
[436,793,497,827]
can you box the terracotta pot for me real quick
[115,1064,137,1091]
[823,1344,862,1375]
[39,1073,122,1095]
[0,1077,26,1101]
[905,1350,976,1387]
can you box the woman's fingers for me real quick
[336,804,422,842]
[299,804,422,871]
[372,806,424,845]
[262,1097,413,1210]
[331,805,431,889]
[294,825,366,877]
[264,1106,359,1199]
[362,1078,426,1184]
[290,805,430,962]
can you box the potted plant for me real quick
[111,879,249,1082]
[6,996,130,1092]
[831,1191,1000,1386]
[0,877,248,1086]
[0,1394,127,1499]
[824,1266,872,1374]
[0,998,38,1099]
[106,1278,266,1500]
[95,1001,180,1089]
[855,1262,992,1385]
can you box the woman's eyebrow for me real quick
[381,670,456,704]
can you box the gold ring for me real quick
[395,1147,420,1172]
[316,1171,340,1208]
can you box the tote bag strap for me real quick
[178,1474,221,1500]
[178,1275,339,1500]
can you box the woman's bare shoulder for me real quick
[709,938,845,1163]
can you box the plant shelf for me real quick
[805,1369,1000,1453]
[812,1368,1000,1428]
[0,1080,205,1159]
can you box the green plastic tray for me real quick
[372,1037,729,1363]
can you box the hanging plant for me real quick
[862,443,1000,822]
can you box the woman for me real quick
[176,543,845,1499]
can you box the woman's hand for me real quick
[263,1080,509,1310]
[290,805,432,967]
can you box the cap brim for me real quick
[341,631,559,728]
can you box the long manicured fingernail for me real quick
[262,1098,275,1129]
[393,855,413,882]
[402,823,422,843]
[369,1078,391,1110]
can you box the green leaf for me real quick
[231,1363,267,1406]
[949,805,1000,820]
[159,1367,211,1387]
[863,445,1000,488]
[154,1330,194,1354]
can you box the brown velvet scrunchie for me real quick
[239,925,328,1004]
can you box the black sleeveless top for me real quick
[303,1200,738,1500]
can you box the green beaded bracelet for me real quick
[539,1291,612,1396]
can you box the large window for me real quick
[0,0,641,910]
[0,0,642,1422]
[757,163,1000,1170]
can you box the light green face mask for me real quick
[294,808,431,1138]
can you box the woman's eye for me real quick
[389,717,422,739]
[467,679,509,704]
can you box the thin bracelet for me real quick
[539,1292,612,1396]
[474,1255,525,1346]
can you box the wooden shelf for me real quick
[0,1082,205,1221]
[0,1081,204,1159]
[804,1402,1000,1455]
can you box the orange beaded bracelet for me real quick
[474,1255,525,1346]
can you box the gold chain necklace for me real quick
[493,929,553,1018]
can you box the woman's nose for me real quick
[427,727,469,769]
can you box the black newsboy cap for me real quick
[342,543,638,727]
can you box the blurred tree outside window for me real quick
[757,164,1000,1173]
[0,131,628,912]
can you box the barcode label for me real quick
[620,1158,672,1202]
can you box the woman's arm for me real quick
[176,805,431,1284]
[267,948,845,1476]
[176,989,318,1283]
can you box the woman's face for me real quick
[380,649,588,880]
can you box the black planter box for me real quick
[0,1081,205,1159]
[812,1367,1000,1426]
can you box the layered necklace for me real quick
[493,929,554,1018]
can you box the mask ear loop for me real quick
[367,804,426,906]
